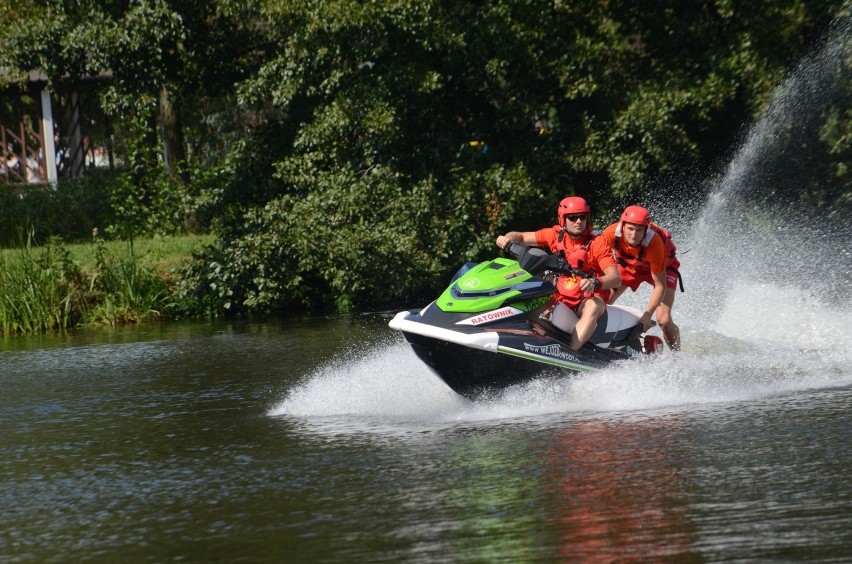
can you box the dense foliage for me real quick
[1,0,850,317]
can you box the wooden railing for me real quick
[1,120,47,185]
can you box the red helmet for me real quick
[620,205,651,227]
[558,197,590,224]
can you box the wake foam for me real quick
[268,339,466,420]
[269,332,852,430]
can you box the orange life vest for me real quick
[651,223,677,263]
[554,228,595,273]
[552,228,597,301]
[612,222,683,290]
[612,222,657,276]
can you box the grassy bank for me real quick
[0,234,215,335]
[60,235,215,274]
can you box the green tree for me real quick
[190,0,845,314]
[0,0,265,237]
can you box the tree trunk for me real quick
[159,84,188,183]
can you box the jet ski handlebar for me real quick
[504,242,594,279]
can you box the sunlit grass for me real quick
[64,234,216,272]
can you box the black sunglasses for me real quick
[563,213,587,222]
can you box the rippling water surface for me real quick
[1,311,851,562]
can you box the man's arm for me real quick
[496,231,539,249]
[579,264,620,294]
[640,270,667,332]
[582,235,620,293]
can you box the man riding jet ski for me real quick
[389,241,663,399]
[495,196,620,352]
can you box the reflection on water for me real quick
[543,418,696,560]
[2,316,852,561]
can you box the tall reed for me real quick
[86,238,170,325]
[0,236,85,334]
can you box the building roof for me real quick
[1,68,113,88]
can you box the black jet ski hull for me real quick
[390,307,637,399]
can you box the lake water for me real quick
[2,310,851,562]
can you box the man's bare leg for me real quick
[656,286,680,351]
[570,297,605,351]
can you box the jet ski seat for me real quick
[551,302,580,334]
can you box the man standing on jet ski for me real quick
[495,196,621,352]
[600,205,681,351]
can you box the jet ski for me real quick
[389,242,663,399]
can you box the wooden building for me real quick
[1,69,110,186]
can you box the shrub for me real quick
[0,174,113,246]
[186,162,546,315]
